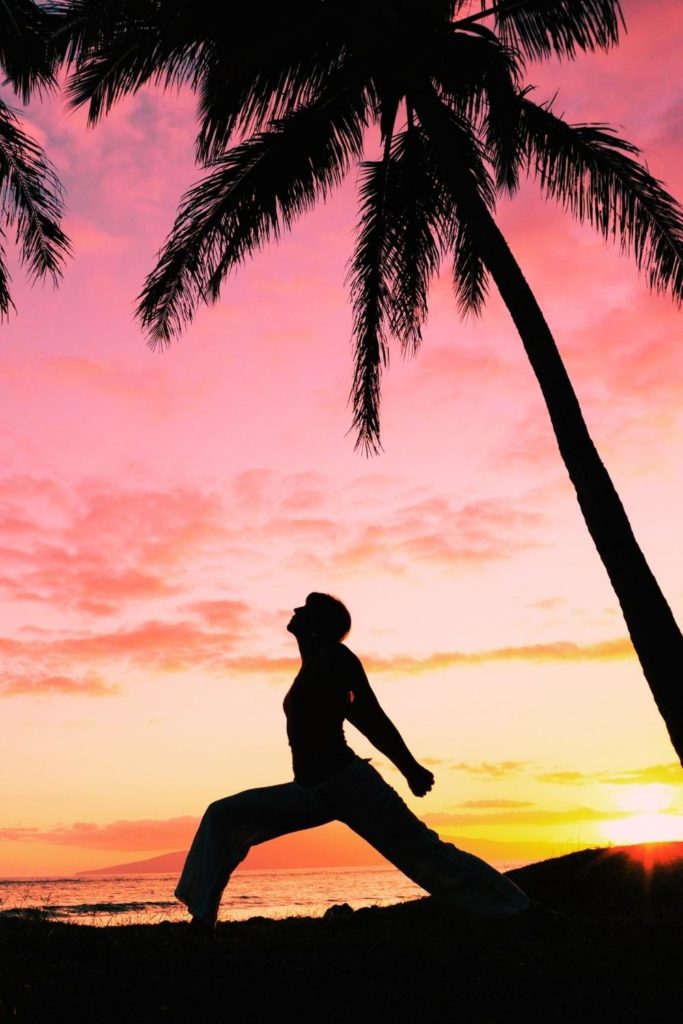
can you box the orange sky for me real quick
[1,0,682,877]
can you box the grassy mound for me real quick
[1,842,681,1023]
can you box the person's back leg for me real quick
[321,758,528,917]
[175,781,330,926]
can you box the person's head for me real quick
[287,592,351,645]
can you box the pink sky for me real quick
[1,0,682,877]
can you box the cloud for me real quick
[0,468,636,700]
[3,565,175,617]
[0,620,637,700]
[425,806,631,827]
[537,763,683,787]
[0,477,229,616]
[449,761,534,779]
[0,473,544,627]
[187,599,251,628]
[0,816,199,851]
[456,800,535,809]
[602,764,683,786]
[536,771,586,785]
[45,617,249,671]
[0,673,118,697]
[363,637,633,674]
[335,497,544,573]
[0,620,290,697]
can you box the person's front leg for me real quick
[176,781,330,925]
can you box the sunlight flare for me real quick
[602,813,683,846]
[611,784,674,815]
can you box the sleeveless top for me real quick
[283,644,369,786]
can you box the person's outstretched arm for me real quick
[333,649,435,797]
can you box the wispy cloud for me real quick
[425,806,630,827]
[448,761,534,779]
[457,800,535,809]
[0,476,228,616]
[0,473,543,622]
[363,638,633,674]
[0,623,636,699]
[537,763,683,787]
[0,816,198,851]
[0,673,118,698]
[0,470,573,698]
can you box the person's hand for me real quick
[406,763,435,797]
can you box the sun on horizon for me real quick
[600,785,683,847]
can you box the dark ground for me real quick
[1,843,681,1023]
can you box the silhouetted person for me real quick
[176,592,528,927]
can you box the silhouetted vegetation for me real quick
[0,1,70,318]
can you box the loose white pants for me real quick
[175,756,528,925]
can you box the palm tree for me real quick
[0,0,70,318]
[51,0,683,759]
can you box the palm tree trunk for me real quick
[464,194,683,762]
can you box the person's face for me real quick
[287,599,316,638]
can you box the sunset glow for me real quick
[599,785,683,846]
[1,0,683,878]
[602,815,683,847]
[612,785,674,816]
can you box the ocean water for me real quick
[0,868,426,927]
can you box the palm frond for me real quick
[48,0,152,64]
[434,28,498,124]
[0,0,57,100]
[450,214,490,316]
[347,120,449,454]
[432,28,523,193]
[520,96,683,301]
[347,156,394,455]
[457,0,625,61]
[460,31,522,194]
[0,227,13,318]
[383,126,445,355]
[196,35,347,163]
[138,73,368,345]
[0,99,71,315]
[413,90,494,316]
[196,0,352,160]
[51,0,345,144]
[67,36,208,124]
[50,0,210,123]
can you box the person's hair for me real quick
[306,592,351,643]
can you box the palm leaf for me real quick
[53,0,344,142]
[383,126,445,355]
[0,226,13,317]
[456,0,625,61]
[348,124,448,453]
[138,72,368,345]
[196,34,348,163]
[432,27,523,194]
[413,91,494,317]
[195,0,352,161]
[0,0,57,100]
[51,0,212,123]
[0,99,71,318]
[520,96,683,301]
[347,156,395,455]
[450,214,490,317]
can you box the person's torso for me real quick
[283,649,355,786]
